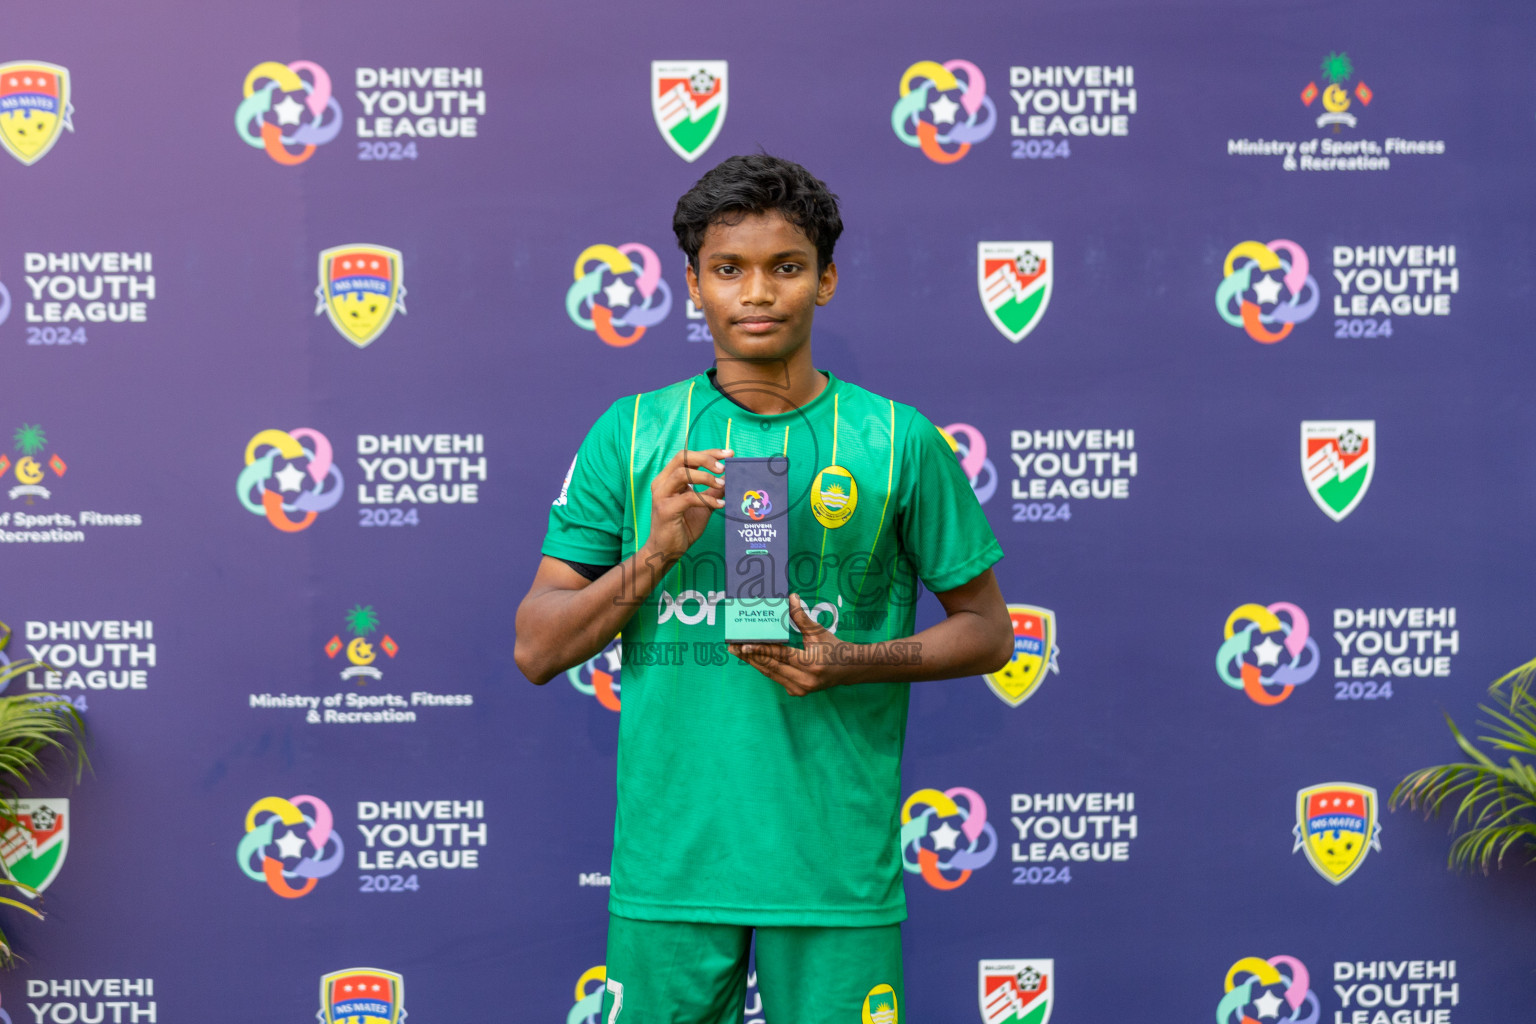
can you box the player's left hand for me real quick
[729,593,860,697]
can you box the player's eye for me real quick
[776,263,802,274]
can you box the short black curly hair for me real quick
[673,154,843,273]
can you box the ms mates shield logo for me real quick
[1293,782,1381,884]
[985,606,1058,707]
[319,968,404,1024]
[316,245,406,348]
[0,62,73,165]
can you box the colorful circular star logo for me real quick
[892,60,996,164]
[237,795,345,898]
[236,61,343,165]
[566,243,672,347]
[900,786,997,890]
[1216,240,1319,343]
[237,428,345,532]
[1217,603,1320,706]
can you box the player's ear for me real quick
[686,261,703,309]
[816,261,838,306]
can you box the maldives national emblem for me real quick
[984,606,1058,707]
[316,245,406,348]
[1300,420,1374,522]
[0,799,69,896]
[320,968,405,1024]
[980,959,1053,1024]
[651,61,727,162]
[0,62,73,166]
[978,243,1053,342]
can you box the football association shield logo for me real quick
[985,605,1058,706]
[0,62,73,165]
[1293,782,1381,884]
[980,960,1052,1024]
[651,61,727,162]
[0,799,69,896]
[316,245,406,348]
[1301,420,1375,521]
[978,243,1052,343]
[319,968,404,1024]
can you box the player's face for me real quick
[686,210,837,363]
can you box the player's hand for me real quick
[729,593,861,697]
[644,448,732,564]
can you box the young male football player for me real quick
[515,154,1012,1024]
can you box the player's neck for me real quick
[710,350,826,415]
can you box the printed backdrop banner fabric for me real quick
[3,1,1535,1021]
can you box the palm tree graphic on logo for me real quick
[325,604,397,682]
[3,424,66,503]
[1301,51,1372,131]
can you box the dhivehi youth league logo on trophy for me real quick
[651,61,727,162]
[0,799,69,896]
[978,243,1052,342]
[0,62,73,165]
[316,245,406,348]
[320,968,405,1024]
[980,959,1053,1024]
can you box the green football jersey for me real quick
[542,370,1003,926]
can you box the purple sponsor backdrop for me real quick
[2,0,1535,1020]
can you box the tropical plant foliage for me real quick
[1391,657,1536,872]
[0,623,89,965]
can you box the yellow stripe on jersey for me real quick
[855,400,897,611]
[814,394,841,591]
[628,393,641,550]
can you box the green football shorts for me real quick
[597,913,903,1024]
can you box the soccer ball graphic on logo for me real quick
[29,805,56,831]
[689,69,716,95]
[1017,965,1042,990]
[1337,429,1363,455]
[1014,251,1041,277]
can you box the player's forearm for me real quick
[842,608,1013,686]
[513,543,676,685]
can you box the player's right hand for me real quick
[645,448,732,563]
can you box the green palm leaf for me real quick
[1391,656,1536,872]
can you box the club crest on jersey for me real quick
[985,605,1058,707]
[1293,782,1380,884]
[319,968,405,1024]
[1301,420,1374,521]
[316,245,406,348]
[0,62,73,166]
[0,799,69,896]
[862,983,898,1024]
[978,243,1052,342]
[651,61,727,162]
[810,465,857,528]
[980,960,1053,1024]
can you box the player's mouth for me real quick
[733,315,784,334]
